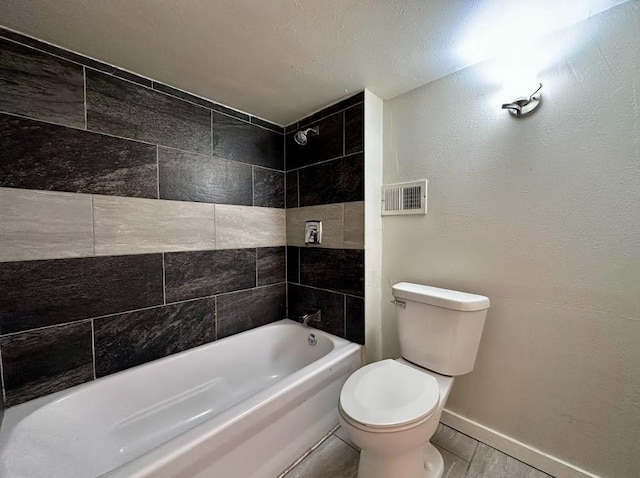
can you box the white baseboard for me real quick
[440,409,600,478]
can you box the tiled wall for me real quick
[0,29,286,408]
[285,93,365,344]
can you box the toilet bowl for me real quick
[338,359,453,478]
[338,283,490,478]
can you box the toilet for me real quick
[338,282,490,478]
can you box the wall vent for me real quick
[381,180,427,216]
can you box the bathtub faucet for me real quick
[301,309,322,326]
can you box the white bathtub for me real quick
[0,319,362,478]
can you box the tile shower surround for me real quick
[0,28,288,409]
[0,249,286,406]
[284,93,365,345]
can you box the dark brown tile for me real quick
[164,249,256,303]
[286,170,298,208]
[299,153,364,206]
[345,103,364,154]
[300,248,364,297]
[0,321,93,406]
[0,38,84,128]
[287,246,300,284]
[250,116,284,134]
[212,105,250,122]
[212,111,284,170]
[0,254,164,334]
[94,297,216,377]
[298,92,364,128]
[158,147,252,205]
[257,247,286,286]
[286,111,344,170]
[0,114,158,197]
[346,296,365,345]
[86,70,211,154]
[253,167,284,208]
[217,284,286,339]
[284,122,299,134]
[288,284,345,337]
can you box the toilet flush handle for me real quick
[390,299,406,309]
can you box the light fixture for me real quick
[501,83,543,117]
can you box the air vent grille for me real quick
[381,180,427,216]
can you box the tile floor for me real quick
[283,423,553,478]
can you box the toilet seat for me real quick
[339,359,440,429]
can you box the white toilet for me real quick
[338,282,490,478]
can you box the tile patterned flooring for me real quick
[283,423,553,478]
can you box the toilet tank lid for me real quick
[392,282,490,311]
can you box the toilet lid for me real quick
[340,359,440,428]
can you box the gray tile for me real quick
[432,424,479,462]
[286,204,344,248]
[0,321,93,406]
[215,205,285,249]
[0,254,164,334]
[158,147,252,205]
[164,249,256,303]
[94,297,216,377]
[253,167,284,208]
[0,114,158,198]
[257,247,286,286]
[217,284,286,339]
[93,196,216,255]
[467,443,552,478]
[334,426,359,450]
[285,435,359,478]
[343,201,364,249]
[212,111,284,170]
[435,445,469,478]
[0,38,84,127]
[86,70,211,154]
[0,188,93,262]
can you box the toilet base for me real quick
[357,441,444,478]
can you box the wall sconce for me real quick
[501,83,542,116]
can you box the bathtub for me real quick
[0,319,362,478]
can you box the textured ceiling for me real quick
[0,0,630,124]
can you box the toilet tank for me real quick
[392,283,490,376]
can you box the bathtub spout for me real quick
[301,309,322,327]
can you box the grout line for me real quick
[214,295,218,340]
[342,110,346,156]
[294,99,364,130]
[0,281,289,340]
[277,425,339,478]
[90,320,97,380]
[287,150,364,173]
[156,146,160,199]
[90,195,96,256]
[0,32,287,132]
[0,345,6,404]
[0,110,287,173]
[251,166,255,206]
[162,252,167,305]
[83,66,88,129]
[343,294,347,335]
[255,248,259,286]
[293,282,363,300]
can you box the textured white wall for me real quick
[381,2,640,477]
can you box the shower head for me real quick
[294,126,319,146]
